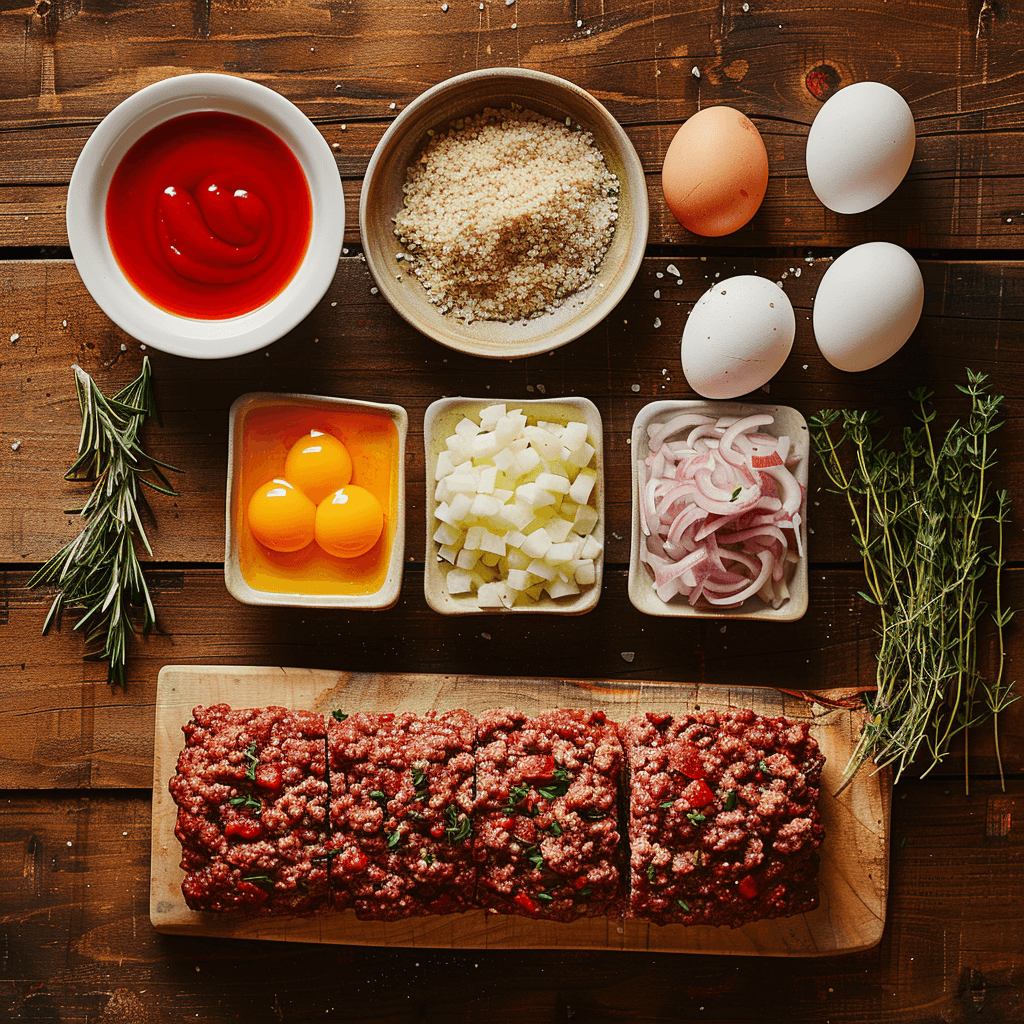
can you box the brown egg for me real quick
[661,106,769,237]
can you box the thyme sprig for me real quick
[27,358,179,686]
[810,371,1017,792]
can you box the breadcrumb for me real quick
[393,106,619,324]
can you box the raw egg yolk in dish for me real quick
[247,479,316,552]
[314,485,385,558]
[283,430,353,505]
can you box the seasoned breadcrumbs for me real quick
[393,106,619,323]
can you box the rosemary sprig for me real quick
[810,370,1017,792]
[26,358,179,687]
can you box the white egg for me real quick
[805,82,915,214]
[813,242,923,372]
[681,276,795,399]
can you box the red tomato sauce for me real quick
[106,111,312,320]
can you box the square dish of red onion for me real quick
[628,401,809,622]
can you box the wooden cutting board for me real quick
[150,665,891,955]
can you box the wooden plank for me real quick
[1,3,1023,249]
[3,257,1024,565]
[2,566,1021,790]
[2,783,1020,1021]
[150,664,889,955]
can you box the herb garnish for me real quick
[686,809,706,826]
[730,485,742,502]
[525,845,545,871]
[243,742,259,781]
[548,821,563,837]
[369,789,388,810]
[331,710,348,722]
[385,827,403,849]
[411,764,430,802]
[536,891,554,903]
[660,800,675,810]
[677,899,691,912]
[444,805,472,844]
[538,767,571,801]
[421,848,435,865]
[28,358,180,686]
[243,874,274,889]
[229,794,261,812]
[504,783,532,816]
[811,372,1018,792]
[577,887,592,898]
[724,790,737,812]
[756,759,772,780]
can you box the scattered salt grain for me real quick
[653,289,660,298]
[370,286,379,295]
[389,102,396,110]
[10,333,18,343]
[441,3,448,9]
[631,383,640,392]
[666,263,680,276]
[11,441,20,451]
[120,343,127,352]
[653,317,661,329]
[691,66,700,78]
[62,319,67,327]
[621,652,635,663]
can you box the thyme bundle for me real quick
[810,370,1016,792]
[28,358,179,686]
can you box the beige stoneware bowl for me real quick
[360,68,648,359]
[424,395,604,615]
[628,400,809,622]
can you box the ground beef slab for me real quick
[327,710,476,918]
[474,708,624,921]
[624,708,825,928]
[168,704,330,914]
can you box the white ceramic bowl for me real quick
[361,68,648,359]
[424,396,604,615]
[628,400,809,622]
[67,73,344,359]
[225,392,407,609]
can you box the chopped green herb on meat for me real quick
[229,794,261,812]
[242,742,259,781]
[444,805,472,844]
[538,766,571,801]
[724,790,737,812]
[369,789,388,811]
[331,710,348,722]
[504,783,531,816]
[411,764,430,802]
[686,809,707,826]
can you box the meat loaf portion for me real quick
[327,710,476,919]
[624,708,825,928]
[474,708,624,922]
[169,704,330,914]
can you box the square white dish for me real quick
[628,399,809,622]
[423,396,604,615]
[225,392,407,609]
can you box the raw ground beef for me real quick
[327,710,476,919]
[623,708,825,927]
[473,708,624,921]
[169,703,825,928]
[169,704,329,914]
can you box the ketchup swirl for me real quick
[106,112,312,320]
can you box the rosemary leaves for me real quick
[28,358,179,686]
[810,370,1016,792]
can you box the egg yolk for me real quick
[314,485,384,559]
[283,430,353,505]
[247,478,316,552]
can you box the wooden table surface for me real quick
[1,1,1022,1021]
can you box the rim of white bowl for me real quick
[359,67,649,359]
[67,72,344,360]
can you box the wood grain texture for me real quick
[1,2,1023,249]
[150,665,889,956]
[3,257,1024,565]
[2,566,1021,790]
[2,782,1019,1022]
